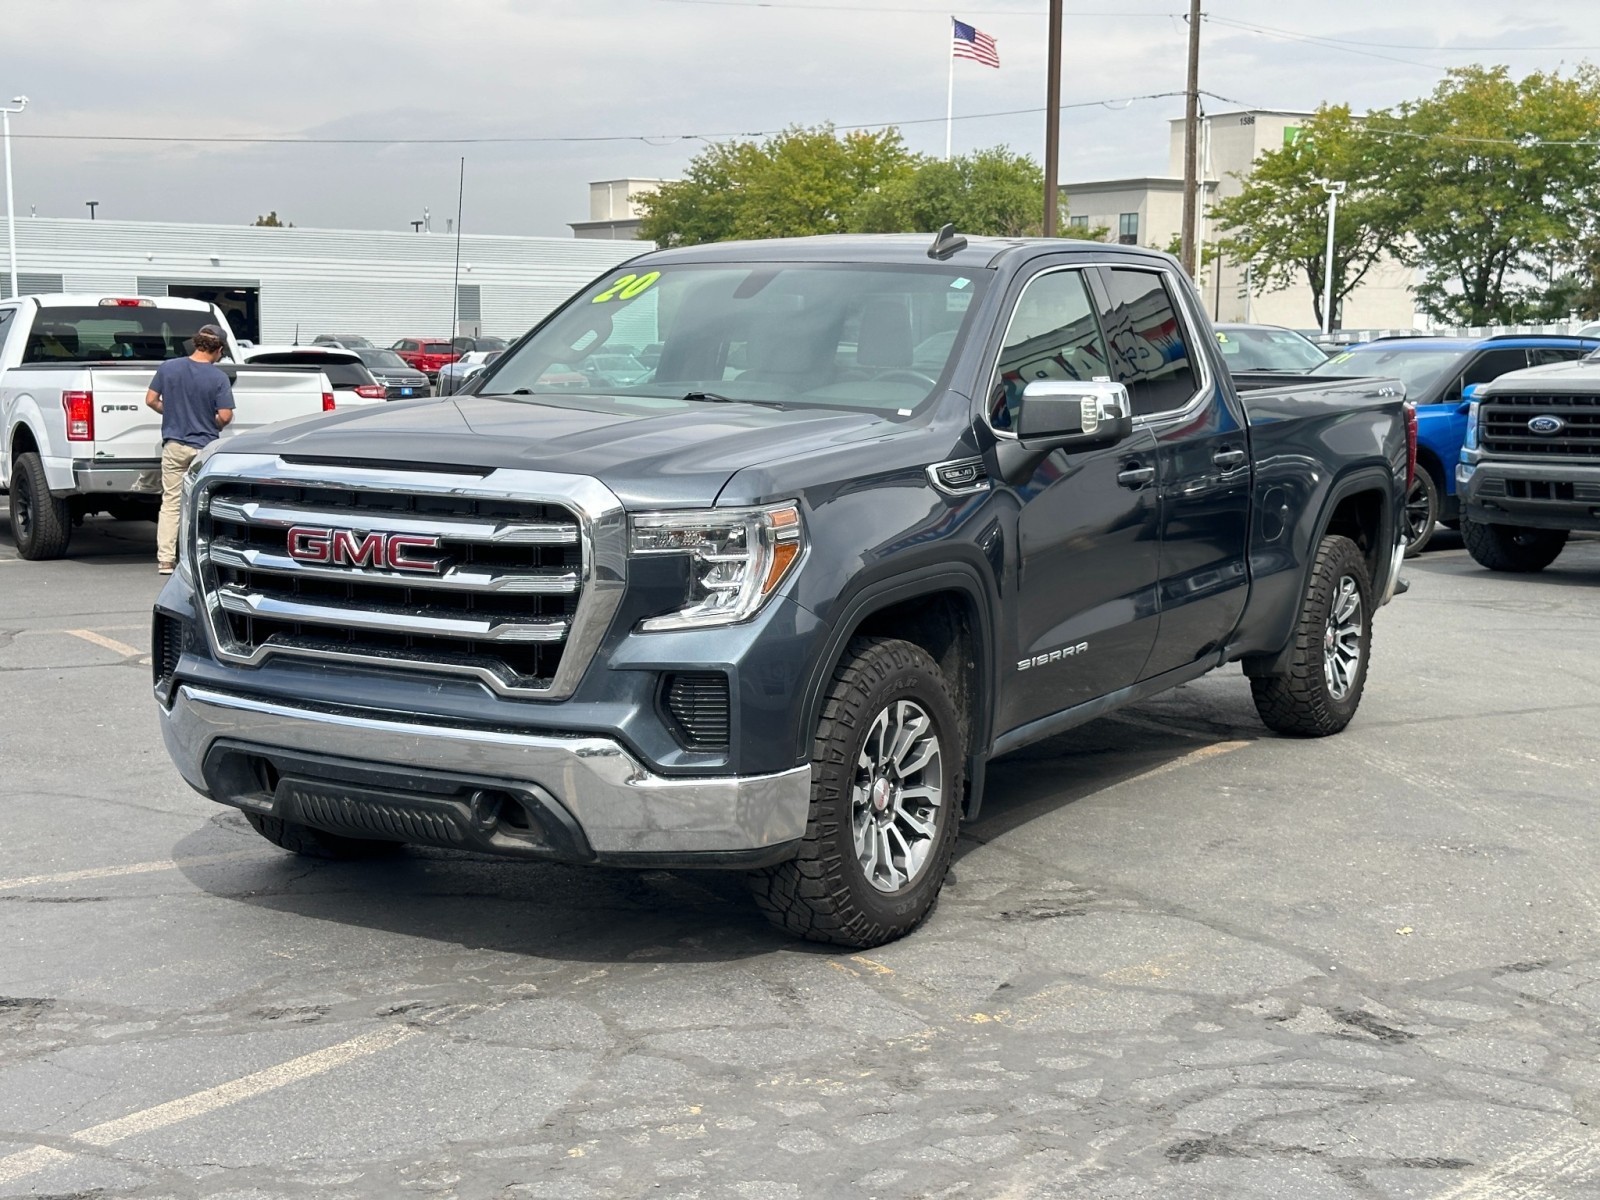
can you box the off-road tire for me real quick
[1460,517,1567,573]
[8,451,72,560]
[1251,534,1373,738]
[750,637,964,948]
[1403,468,1440,557]
[244,812,405,860]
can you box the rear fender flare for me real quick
[1246,463,1398,678]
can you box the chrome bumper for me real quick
[55,460,163,497]
[160,684,811,859]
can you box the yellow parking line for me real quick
[62,628,142,657]
[0,851,269,892]
[0,1025,417,1187]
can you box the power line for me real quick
[1204,15,1457,72]
[6,90,1206,149]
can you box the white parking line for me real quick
[62,628,142,657]
[0,851,270,893]
[0,1024,417,1187]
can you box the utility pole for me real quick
[1042,0,1063,236]
[1178,0,1201,274]
[1316,178,1347,335]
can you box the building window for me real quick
[1118,213,1139,246]
[1067,215,1089,230]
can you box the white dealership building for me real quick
[0,217,650,345]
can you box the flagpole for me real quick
[945,16,955,161]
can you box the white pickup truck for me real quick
[1,294,335,559]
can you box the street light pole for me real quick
[1315,178,1347,336]
[1042,0,1063,236]
[1,96,28,302]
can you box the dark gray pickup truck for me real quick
[152,234,1412,947]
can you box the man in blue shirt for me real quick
[144,323,235,574]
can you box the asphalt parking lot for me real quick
[2,514,1599,1200]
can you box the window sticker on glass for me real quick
[591,271,661,304]
[950,277,972,290]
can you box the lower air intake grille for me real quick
[663,672,731,750]
[152,613,185,690]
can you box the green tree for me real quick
[1372,65,1600,325]
[852,146,1065,237]
[253,211,292,227]
[1212,105,1407,330]
[638,125,914,247]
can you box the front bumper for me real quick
[1458,459,1600,532]
[159,683,811,867]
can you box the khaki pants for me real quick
[156,441,199,567]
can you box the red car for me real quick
[390,337,460,378]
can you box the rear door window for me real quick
[1097,269,1201,417]
[423,342,454,355]
[1527,347,1587,367]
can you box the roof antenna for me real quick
[293,322,299,346]
[927,223,967,261]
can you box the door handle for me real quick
[1212,448,1247,470]
[1117,463,1155,489]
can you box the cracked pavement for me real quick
[2,517,1599,1198]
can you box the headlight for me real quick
[630,503,803,631]
[1463,400,1481,451]
[175,454,208,580]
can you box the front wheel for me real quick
[750,637,963,948]
[1251,534,1373,738]
[1461,518,1567,573]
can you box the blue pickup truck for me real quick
[1311,335,1599,553]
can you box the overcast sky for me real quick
[1,0,1594,239]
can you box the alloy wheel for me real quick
[852,699,945,893]
[1322,574,1364,700]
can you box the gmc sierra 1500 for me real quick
[152,233,1411,947]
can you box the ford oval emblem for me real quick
[1528,415,1566,436]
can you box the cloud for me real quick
[0,0,1591,235]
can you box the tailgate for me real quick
[81,368,162,460]
[222,367,330,433]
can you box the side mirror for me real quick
[1016,379,1134,451]
[1457,382,1480,414]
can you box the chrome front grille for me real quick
[1481,393,1600,458]
[191,458,626,699]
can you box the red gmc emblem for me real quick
[286,526,443,573]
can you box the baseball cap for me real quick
[196,323,227,341]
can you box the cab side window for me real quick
[1447,347,1530,402]
[0,308,14,362]
[1527,347,1587,367]
[989,269,1109,432]
[1099,268,1200,417]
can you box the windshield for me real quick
[21,306,216,363]
[482,262,989,413]
[355,349,410,370]
[1216,327,1327,372]
[1312,345,1465,394]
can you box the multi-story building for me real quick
[568,179,669,241]
[1064,109,1414,331]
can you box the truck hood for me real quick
[213,392,893,508]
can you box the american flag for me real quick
[952,18,1000,68]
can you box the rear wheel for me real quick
[1461,518,1567,573]
[750,637,963,948]
[244,812,404,860]
[1403,469,1440,557]
[7,451,72,560]
[1251,534,1373,738]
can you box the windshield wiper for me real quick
[680,391,791,410]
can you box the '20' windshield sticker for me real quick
[591,271,661,304]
